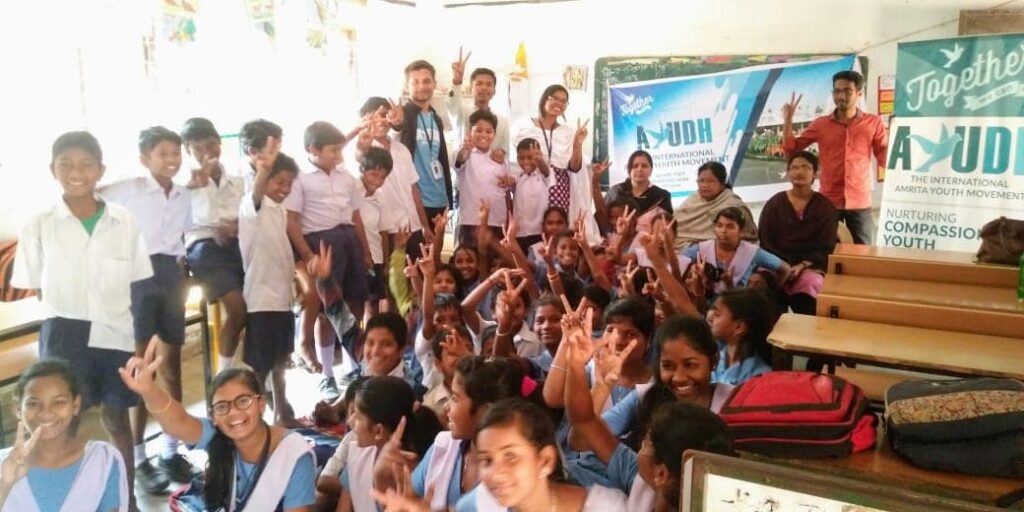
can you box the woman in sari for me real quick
[673,161,757,249]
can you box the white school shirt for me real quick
[11,199,153,352]
[238,194,293,312]
[511,166,549,237]
[100,175,193,257]
[446,93,511,156]
[479,319,543,358]
[282,160,362,234]
[356,180,384,264]
[185,164,245,247]
[510,119,600,245]
[374,138,422,233]
[456,148,510,227]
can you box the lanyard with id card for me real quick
[419,114,444,179]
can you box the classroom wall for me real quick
[0,0,1013,240]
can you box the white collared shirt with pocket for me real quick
[184,165,245,247]
[283,160,362,234]
[12,199,153,352]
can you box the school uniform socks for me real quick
[319,344,335,379]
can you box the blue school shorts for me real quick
[304,225,369,304]
[39,318,139,410]
[242,311,295,374]
[185,238,245,300]
[130,254,187,345]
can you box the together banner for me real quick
[607,56,857,202]
[878,33,1024,252]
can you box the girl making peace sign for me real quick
[119,339,316,511]
[0,359,128,511]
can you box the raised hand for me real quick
[1,421,43,486]
[187,154,218,189]
[416,244,436,276]
[371,462,433,512]
[618,259,641,296]
[616,205,637,237]
[594,331,639,386]
[478,199,491,227]
[642,268,664,301]
[490,149,507,165]
[496,173,515,190]
[254,136,281,174]
[307,240,333,280]
[452,46,472,86]
[538,232,557,266]
[431,208,449,240]
[373,416,419,492]
[393,224,412,254]
[574,118,590,145]
[441,327,472,360]
[118,336,164,396]
[403,255,418,279]
[563,299,596,366]
[781,92,802,124]
[386,97,405,128]
[591,160,610,184]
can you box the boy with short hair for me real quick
[99,125,197,492]
[511,137,550,252]
[398,60,451,246]
[12,131,154,507]
[285,121,372,401]
[237,135,300,426]
[180,117,247,373]
[239,119,285,192]
[454,110,512,247]
[448,47,510,157]
[356,97,431,261]
[351,146,393,317]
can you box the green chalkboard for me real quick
[591,54,869,171]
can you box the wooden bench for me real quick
[768,313,1024,380]
[816,293,1024,339]
[828,243,1017,288]
[761,425,1024,508]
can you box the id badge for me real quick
[431,160,444,180]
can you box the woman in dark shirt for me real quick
[758,150,838,314]
[605,150,673,217]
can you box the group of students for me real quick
[1,57,886,511]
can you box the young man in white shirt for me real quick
[180,118,248,375]
[237,136,300,426]
[285,121,372,401]
[99,126,197,492]
[12,131,153,509]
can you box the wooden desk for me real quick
[828,244,1017,288]
[821,274,1024,316]
[763,426,1024,507]
[0,298,43,342]
[768,313,1024,380]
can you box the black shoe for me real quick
[135,459,171,494]
[158,453,200,484]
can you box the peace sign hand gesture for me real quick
[371,462,434,512]
[1,421,43,487]
[307,240,333,280]
[373,416,420,492]
[574,118,590,145]
[118,336,164,397]
[591,160,610,185]
[386,97,405,128]
[618,259,641,297]
[782,92,802,124]
[253,136,281,175]
[452,46,472,86]
[616,205,637,237]
[594,331,639,386]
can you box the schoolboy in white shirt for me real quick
[454,110,513,248]
[99,126,197,493]
[511,137,550,253]
[237,136,300,426]
[285,121,372,402]
[12,131,153,509]
[180,117,247,374]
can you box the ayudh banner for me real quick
[878,33,1024,252]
